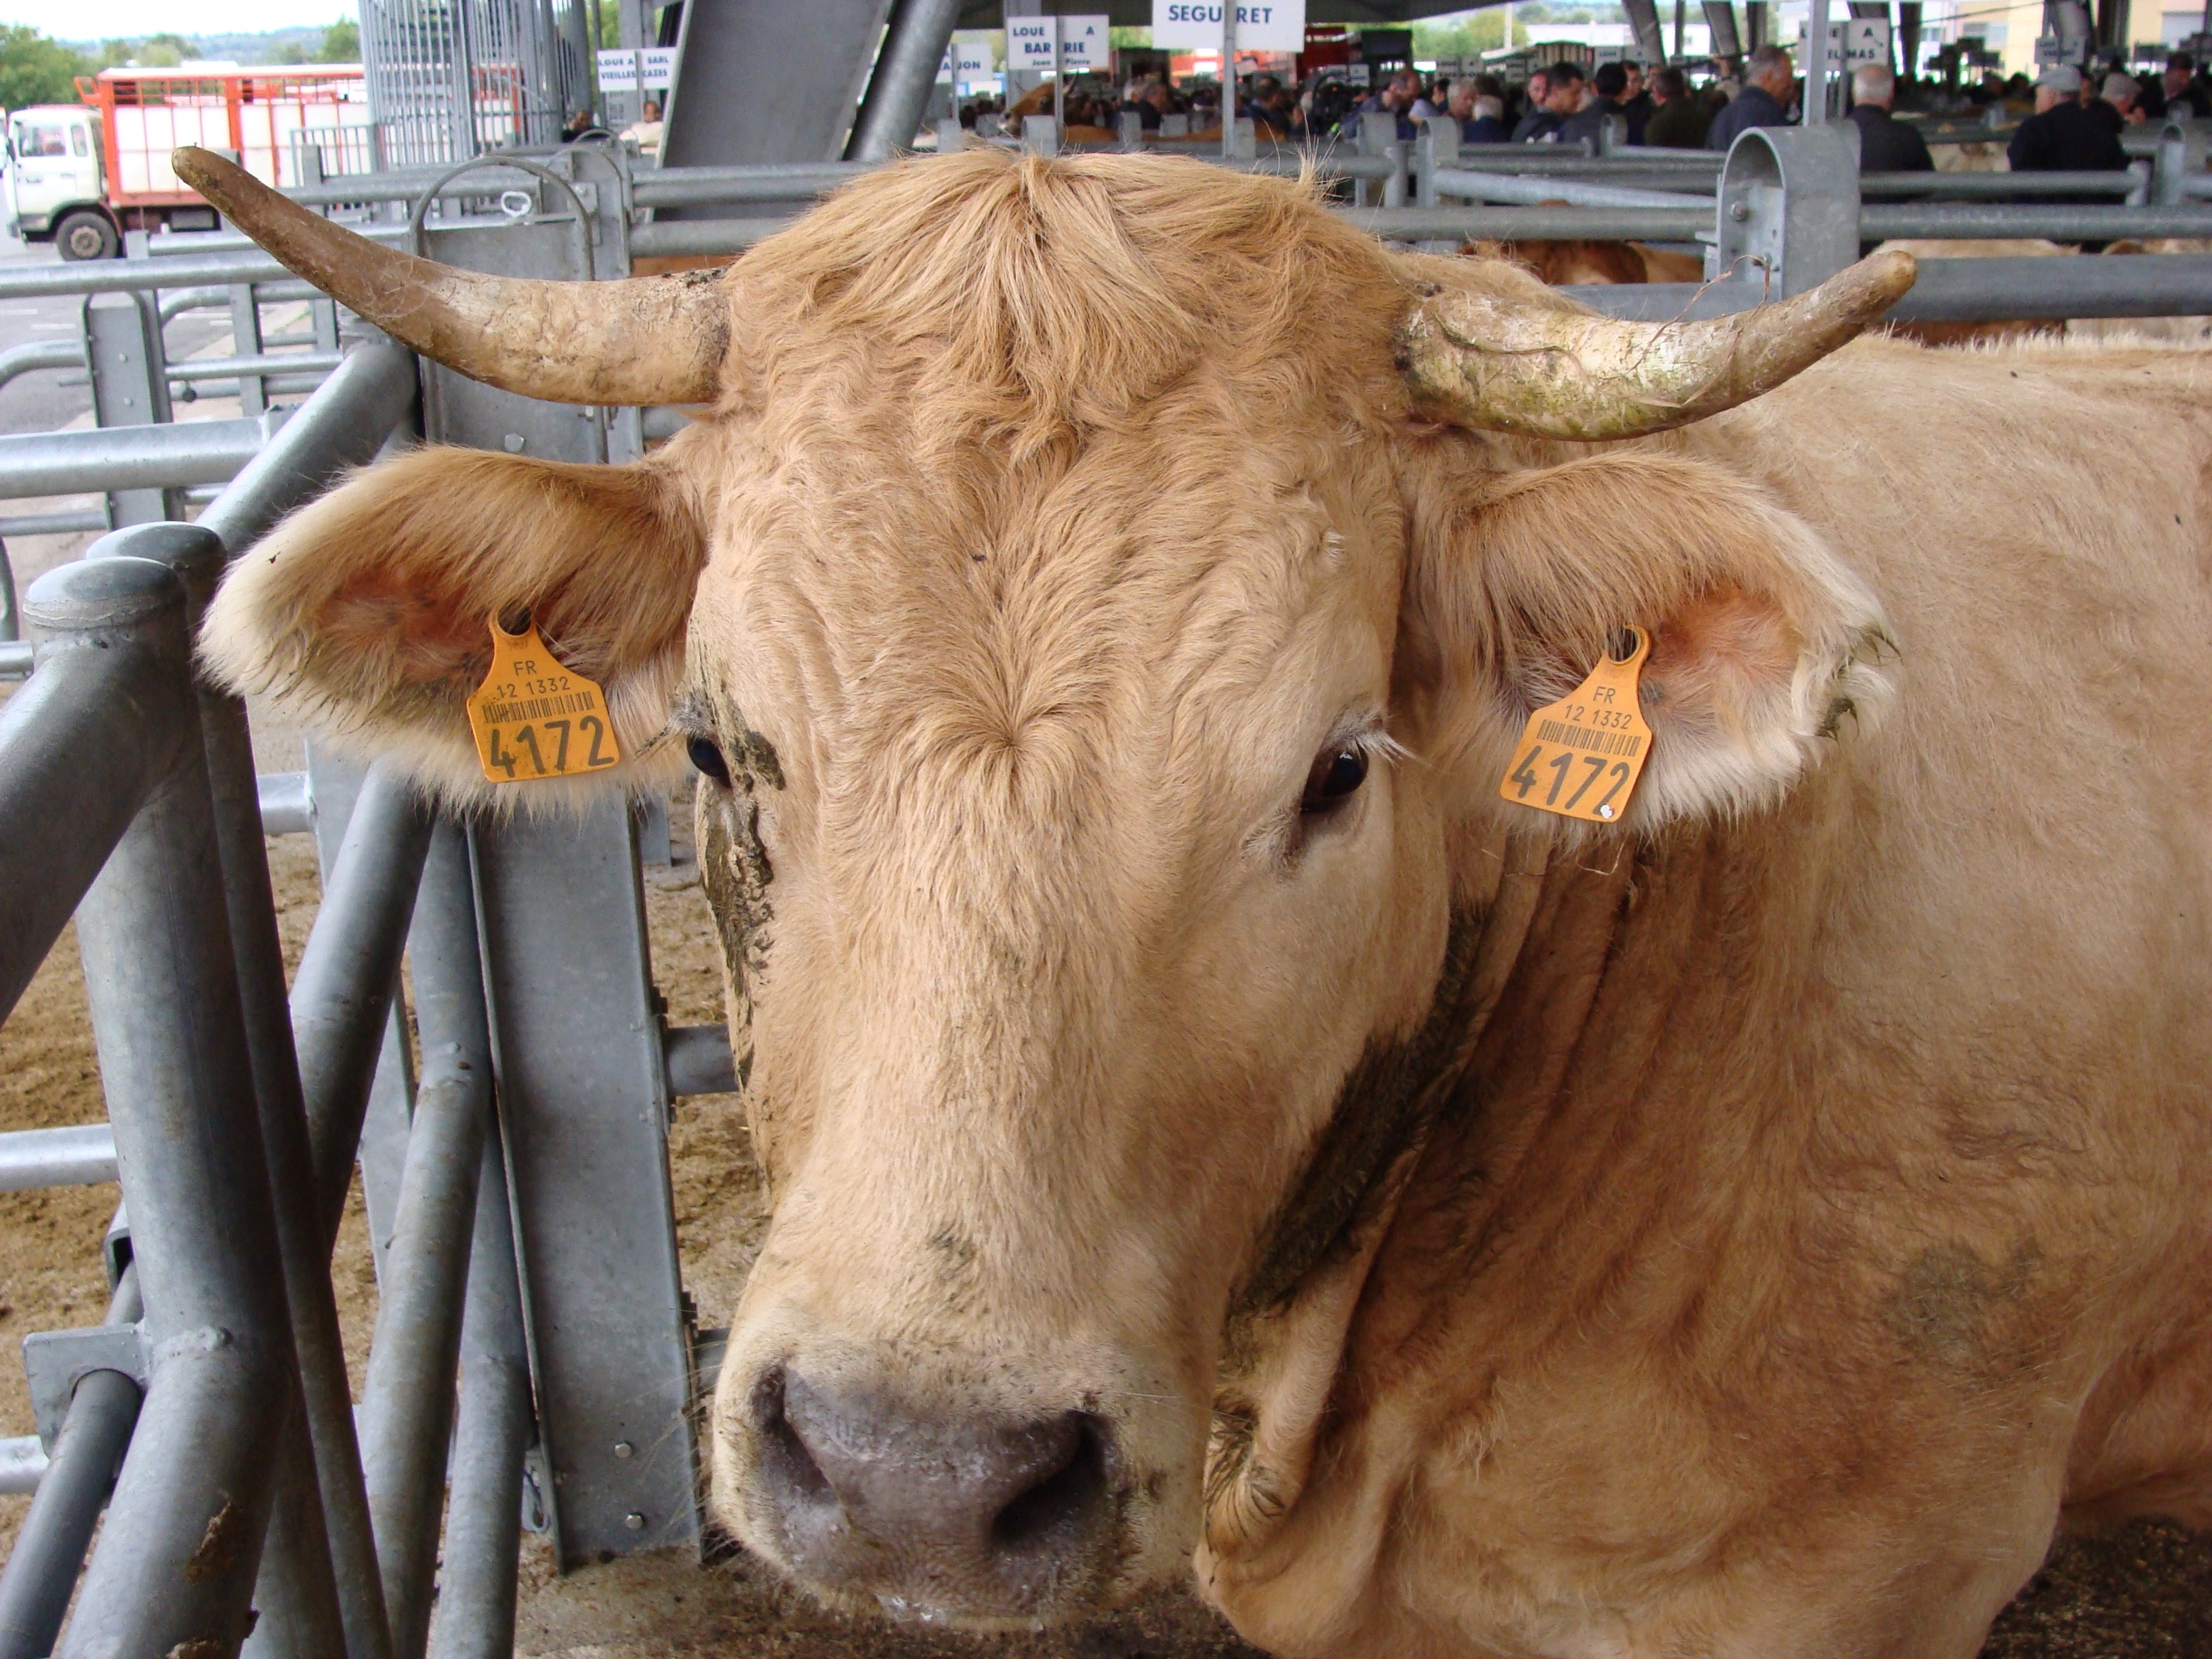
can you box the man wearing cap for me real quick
[2008,64,2128,176]
[2089,70,2144,134]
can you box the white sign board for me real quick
[1151,0,1308,55]
[1008,17,1057,70]
[946,33,998,81]
[1801,18,1893,65]
[1844,18,1891,64]
[1058,15,1109,69]
[641,46,676,87]
[595,47,638,89]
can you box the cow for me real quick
[176,143,2212,1658]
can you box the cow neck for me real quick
[1229,832,1553,1322]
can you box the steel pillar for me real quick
[660,0,893,176]
[33,556,296,1659]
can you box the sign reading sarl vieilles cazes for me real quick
[1150,0,1308,54]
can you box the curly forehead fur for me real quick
[712,147,1492,453]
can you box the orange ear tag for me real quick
[466,613,623,783]
[1498,628,1653,823]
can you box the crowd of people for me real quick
[954,42,2212,175]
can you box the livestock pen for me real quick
[0,122,2209,1659]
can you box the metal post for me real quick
[1221,0,1237,159]
[229,285,266,418]
[83,291,173,527]
[360,825,492,1659]
[1674,0,1687,59]
[424,1063,534,1659]
[847,0,962,160]
[86,524,389,1659]
[1807,0,1835,121]
[0,1272,143,1659]
[293,766,436,1242]
[33,557,295,1659]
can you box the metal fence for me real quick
[360,0,591,168]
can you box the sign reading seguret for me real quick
[1151,0,1307,54]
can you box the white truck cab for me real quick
[6,106,116,260]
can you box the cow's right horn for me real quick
[172,146,727,407]
[1399,249,1916,440]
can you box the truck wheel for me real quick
[55,211,119,262]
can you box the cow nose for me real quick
[749,1364,1114,1616]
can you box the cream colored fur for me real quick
[200,151,2212,1657]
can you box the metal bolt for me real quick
[1597,803,1616,820]
[613,1441,634,1459]
[624,1511,646,1531]
[1729,201,1750,222]
[503,433,526,453]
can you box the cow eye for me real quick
[687,736,730,783]
[1301,744,1368,813]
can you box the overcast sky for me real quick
[6,0,350,39]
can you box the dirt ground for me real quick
[0,668,2204,1654]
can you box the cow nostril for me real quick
[751,1366,834,1506]
[990,1413,1107,1554]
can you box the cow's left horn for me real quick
[1399,249,1915,439]
[171,146,726,407]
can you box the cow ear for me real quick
[1404,451,1893,834]
[201,444,707,808]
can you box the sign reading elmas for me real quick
[1151,0,1308,54]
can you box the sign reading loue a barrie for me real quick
[1151,0,1308,54]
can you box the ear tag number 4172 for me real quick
[467,613,623,783]
[1499,628,1652,823]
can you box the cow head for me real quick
[181,148,1902,1628]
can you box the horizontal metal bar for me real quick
[0,417,266,500]
[259,771,314,835]
[664,1024,737,1097]
[159,280,323,322]
[629,218,790,257]
[1565,253,2212,321]
[0,1125,117,1191]
[0,253,302,300]
[0,510,108,542]
[0,1437,47,1496]
[1431,167,1711,209]
[145,224,411,259]
[1423,148,1721,174]
[1860,170,2141,198]
[1346,203,1714,241]
[0,340,85,390]
[634,163,878,205]
[170,350,342,385]
[0,642,29,680]
[1861,204,2212,240]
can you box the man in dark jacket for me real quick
[1643,64,1711,147]
[1619,61,1654,144]
[1557,60,1629,146]
[1513,62,1585,142]
[1707,43,1795,150]
[2008,65,2128,176]
[1847,64,1933,171]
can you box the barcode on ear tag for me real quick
[1498,628,1653,823]
[466,613,623,783]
